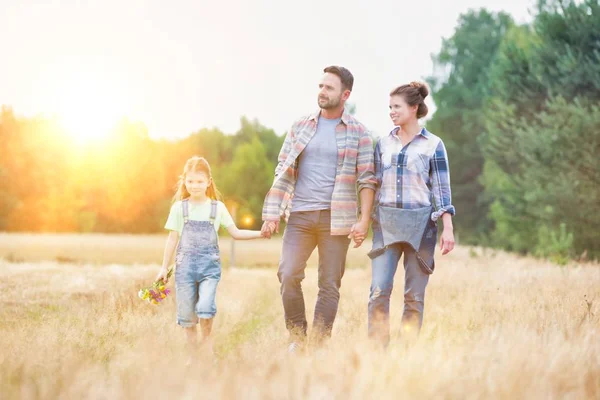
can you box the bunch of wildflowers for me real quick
[138,266,173,305]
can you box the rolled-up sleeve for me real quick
[430,140,456,221]
[356,130,377,193]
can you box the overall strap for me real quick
[182,199,189,224]
[209,200,218,225]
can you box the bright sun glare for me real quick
[54,70,130,144]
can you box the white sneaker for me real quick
[287,342,303,354]
[185,355,196,367]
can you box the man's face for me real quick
[317,72,349,110]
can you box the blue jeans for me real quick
[175,248,221,327]
[278,210,351,341]
[368,222,433,345]
[174,204,221,328]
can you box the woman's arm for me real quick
[440,212,455,255]
[430,140,456,255]
[430,140,456,220]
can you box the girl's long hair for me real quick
[173,156,222,202]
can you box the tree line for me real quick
[1,0,598,262]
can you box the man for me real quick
[261,66,376,352]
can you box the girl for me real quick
[368,82,456,346]
[155,156,265,361]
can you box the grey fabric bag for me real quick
[369,205,437,274]
[378,205,432,249]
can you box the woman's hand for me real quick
[349,219,370,248]
[440,227,455,255]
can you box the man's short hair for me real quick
[323,66,354,91]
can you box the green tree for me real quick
[482,0,600,258]
[426,9,514,242]
[235,117,284,163]
[221,136,274,229]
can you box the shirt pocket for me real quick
[406,152,429,175]
[381,149,397,171]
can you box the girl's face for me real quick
[389,95,418,126]
[185,171,211,198]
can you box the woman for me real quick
[368,81,456,346]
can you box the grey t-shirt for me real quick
[291,116,340,212]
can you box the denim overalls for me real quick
[175,199,221,327]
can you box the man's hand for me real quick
[260,221,272,238]
[261,220,280,238]
[348,219,369,248]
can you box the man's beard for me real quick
[318,95,341,110]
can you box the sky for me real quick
[0,0,535,139]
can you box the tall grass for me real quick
[1,236,598,399]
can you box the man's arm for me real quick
[261,122,297,237]
[274,123,295,178]
[349,187,375,248]
[356,129,377,194]
[349,129,377,247]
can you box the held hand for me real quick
[261,220,280,239]
[440,227,455,255]
[348,219,369,248]
[261,221,272,239]
[269,221,280,234]
[260,227,273,239]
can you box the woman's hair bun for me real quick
[409,81,429,99]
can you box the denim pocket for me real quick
[209,252,221,264]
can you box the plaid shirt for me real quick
[262,109,377,235]
[374,127,455,221]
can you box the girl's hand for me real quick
[440,227,455,255]
[155,267,169,283]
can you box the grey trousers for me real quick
[277,210,351,341]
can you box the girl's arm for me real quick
[156,230,179,282]
[226,224,263,240]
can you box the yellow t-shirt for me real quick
[164,200,234,235]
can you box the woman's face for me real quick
[389,94,418,126]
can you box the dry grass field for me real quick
[1,234,598,399]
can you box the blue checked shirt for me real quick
[374,127,456,221]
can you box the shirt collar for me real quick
[309,109,351,125]
[389,126,429,139]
